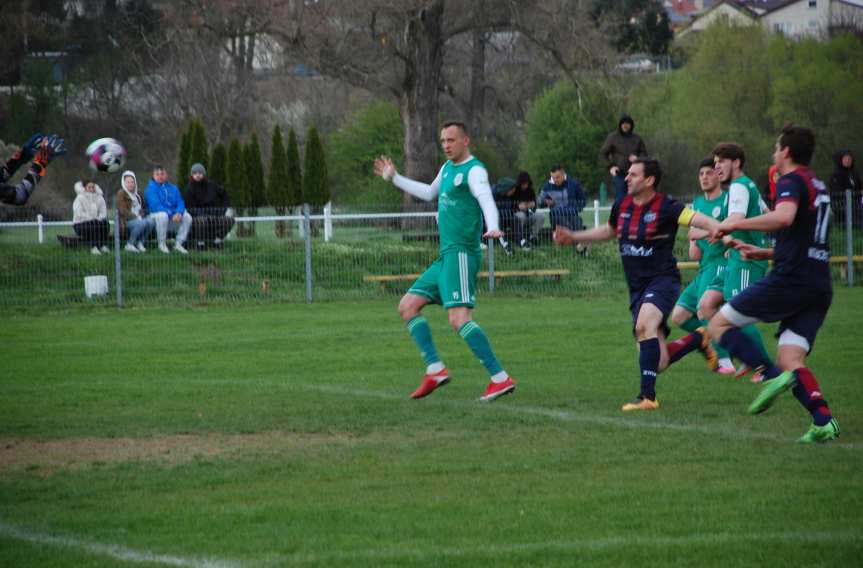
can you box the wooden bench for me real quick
[364,268,570,292]
[677,255,863,271]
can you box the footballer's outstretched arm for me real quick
[373,155,440,202]
[467,166,501,237]
[553,223,615,246]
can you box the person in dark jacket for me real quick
[538,164,586,233]
[828,150,861,228]
[183,163,234,249]
[599,114,647,203]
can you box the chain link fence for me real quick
[1,192,861,311]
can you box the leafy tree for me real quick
[286,128,302,208]
[326,102,403,206]
[226,137,247,208]
[268,125,290,237]
[244,132,266,208]
[2,61,63,142]
[177,124,192,188]
[519,80,617,195]
[302,126,329,207]
[209,143,227,187]
[189,119,209,174]
[591,0,672,55]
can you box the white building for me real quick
[679,0,863,38]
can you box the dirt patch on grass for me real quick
[0,431,359,476]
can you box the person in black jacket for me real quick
[829,150,861,228]
[183,163,234,249]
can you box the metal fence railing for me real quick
[0,193,860,311]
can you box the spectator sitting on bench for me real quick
[511,171,542,250]
[73,179,110,255]
[538,164,586,234]
[145,165,192,254]
[117,170,154,253]
[183,163,234,250]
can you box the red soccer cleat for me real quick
[410,368,450,399]
[479,376,516,402]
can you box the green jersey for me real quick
[692,190,728,268]
[727,175,766,265]
[437,157,486,256]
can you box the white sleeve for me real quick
[727,182,750,216]
[468,166,500,233]
[392,167,442,202]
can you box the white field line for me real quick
[0,521,241,568]
[302,384,863,449]
[278,530,861,564]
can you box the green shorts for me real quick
[675,263,725,313]
[723,260,767,300]
[408,250,480,309]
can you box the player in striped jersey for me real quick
[554,158,721,411]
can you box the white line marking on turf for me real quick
[279,530,861,564]
[0,521,241,568]
[302,384,863,449]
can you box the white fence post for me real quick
[37,214,44,243]
[324,201,332,242]
[593,200,600,228]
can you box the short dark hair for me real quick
[632,157,662,188]
[441,121,468,136]
[712,142,746,169]
[698,157,715,171]
[153,164,166,172]
[778,122,815,166]
[550,164,564,173]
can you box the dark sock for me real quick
[638,338,660,400]
[792,367,832,426]
[667,330,703,365]
[719,328,782,380]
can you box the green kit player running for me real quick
[670,158,734,374]
[373,121,516,402]
[712,142,771,380]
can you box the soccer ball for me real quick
[86,138,127,173]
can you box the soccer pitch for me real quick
[1,291,861,567]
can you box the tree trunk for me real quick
[399,1,445,227]
[469,16,487,138]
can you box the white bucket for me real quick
[84,275,109,298]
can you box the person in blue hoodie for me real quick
[144,165,193,254]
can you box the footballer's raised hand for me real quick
[734,241,772,261]
[373,155,397,181]
[482,229,503,239]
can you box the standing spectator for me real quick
[829,150,861,228]
[538,164,586,235]
[183,163,235,249]
[72,180,110,255]
[144,165,192,254]
[117,170,154,253]
[767,164,780,209]
[599,114,647,203]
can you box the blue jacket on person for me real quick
[538,175,586,212]
[144,178,186,217]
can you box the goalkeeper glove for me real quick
[32,135,67,175]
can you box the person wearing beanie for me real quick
[183,163,234,249]
[599,114,648,203]
[116,170,155,252]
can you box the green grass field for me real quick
[1,291,861,567]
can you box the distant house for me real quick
[677,0,863,38]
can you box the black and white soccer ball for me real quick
[86,138,127,173]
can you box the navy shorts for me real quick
[727,271,832,351]
[629,275,680,338]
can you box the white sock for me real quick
[491,371,509,384]
[718,357,733,368]
[426,362,445,375]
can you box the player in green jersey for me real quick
[373,122,516,402]
[670,158,735,374]
[712,142,771,380]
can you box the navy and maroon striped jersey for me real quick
[608,192,688,291]
[772,167,831,285]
